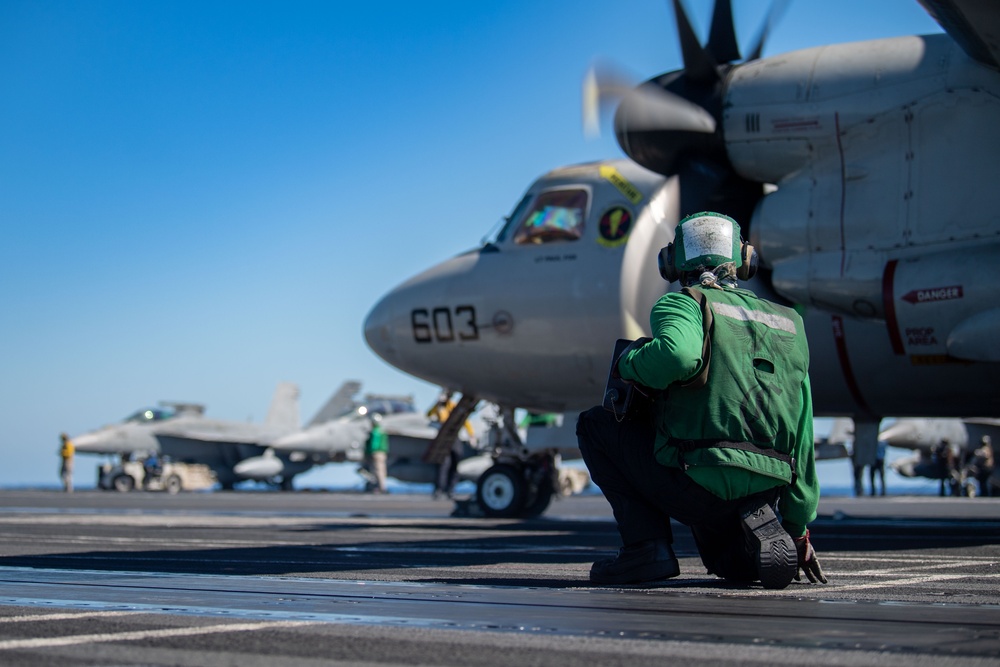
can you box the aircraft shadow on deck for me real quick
[2,514,998,587]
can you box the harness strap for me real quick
[670,437,797,484]
[678,286,713,389]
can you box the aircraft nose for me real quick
[364,288,401,365]
[70,431,105,452]
[878,421,917,447]
[364,252,481,387]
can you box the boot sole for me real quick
[741,502,796,590]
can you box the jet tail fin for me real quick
[265,382,301,433]
[308,381,362,427]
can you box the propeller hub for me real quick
[613,70,727,177]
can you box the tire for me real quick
[112,474,135,493]
[520,471,555,519]
[476,464,526,518]
[164,475,182,495]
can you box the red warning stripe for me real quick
[831,315,874,417]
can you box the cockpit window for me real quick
[512,188,588,244]
[123,407,176,423]
[346,399,417,420]
[493,193,534,244]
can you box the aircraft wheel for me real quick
[520,474,554,518]
[112,474,135,493]
[476,464,526,518]
[164,475,182,495]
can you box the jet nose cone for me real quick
[878,422,917,447]
[364,291,398,364]
[70,432,104,452]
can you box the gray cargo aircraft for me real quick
[364,1,1000,517]
[72,382,322,490]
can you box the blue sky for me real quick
[1,1,942,488]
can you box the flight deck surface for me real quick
[0,490,996,666]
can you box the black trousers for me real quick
[577,406,778,581]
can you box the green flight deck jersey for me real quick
[365,422,389,455]
[617,285,819,537]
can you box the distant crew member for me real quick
[972,435,995,497]
[577,211,826,589]
[365,414,389,494]
[59,433,74,493]
[143,452,162,489]
[427,391,474,499]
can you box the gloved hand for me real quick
[794,530,828,584]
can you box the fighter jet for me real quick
[269,386,491,490]
[72,382,317,490]
[364,1,1000,516]
[880,417,1000,494]
[815,418,852,462]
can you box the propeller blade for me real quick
[706,0,741,64]
[582,62,639,138]
[583,67,601,138]
[745,0,791,62]
[616,83,717,134]
[671,0,718,84]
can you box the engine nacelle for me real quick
[885,243,1000,363]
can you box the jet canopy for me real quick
[335,396,417,422]
[122,407,176,424]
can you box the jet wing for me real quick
[919,0,1000,69]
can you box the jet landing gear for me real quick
[474,406,558,518]
[476,455,556,518]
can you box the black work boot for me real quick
[590,538,680,585]
[740,501,796,590]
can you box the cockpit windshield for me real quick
[491,193,534,245]
[511,188,588,244]
[123,407,176,423]
[335,398,417,421]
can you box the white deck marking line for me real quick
[1,611,133,623]
[828,554,999,563]
[0,620,317,650]
[845,560,987,576]
[826,572,1000,592]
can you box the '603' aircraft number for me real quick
[411,306,478,343]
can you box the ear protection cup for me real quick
[658,243,679,283]
[737,242,758,281]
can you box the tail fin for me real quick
[265,382,301,433]
[308,381,362,426]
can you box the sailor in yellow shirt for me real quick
[59,433,75,493]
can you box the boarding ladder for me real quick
[422,393,480,464]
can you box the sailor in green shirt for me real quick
[365,414,390,493]
[577,211,827,589]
